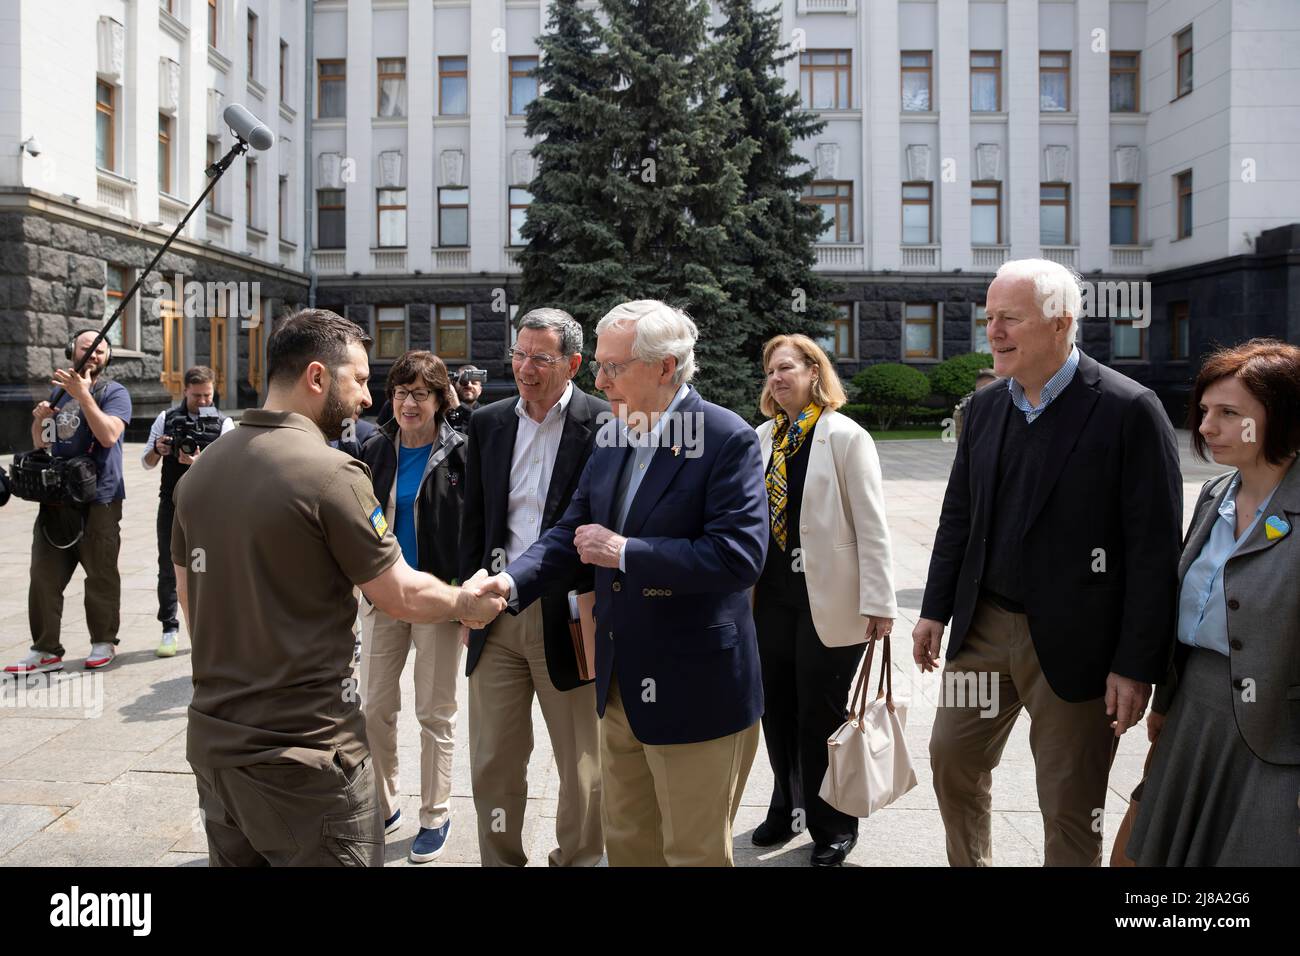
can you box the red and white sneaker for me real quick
[4,651,64,674]
[84,643,116,670]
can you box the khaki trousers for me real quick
[359,607,463,829]
[929,598,1119,867]
[600,679,760,867]
[468,601,603,867]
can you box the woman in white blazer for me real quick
[752,334,897,867]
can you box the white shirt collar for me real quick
[514,380,574,424]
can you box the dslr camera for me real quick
[167,407,223,458]
[456,366,487,386]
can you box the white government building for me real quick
[0,0,1297,448]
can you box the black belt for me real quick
[981,588,1026,615]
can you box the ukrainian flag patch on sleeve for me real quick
[369,505,389,539]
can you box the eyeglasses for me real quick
[392,387,434,404]
[588,359,634,381]
[507,348,564,368]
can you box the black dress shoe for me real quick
[751,819,795,847]
[810,835,857,866]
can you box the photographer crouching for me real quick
[5,330,133,675]
[141,366,234,658]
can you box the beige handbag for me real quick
[819,635,917,818]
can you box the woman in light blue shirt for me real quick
[1127,339,1300,866]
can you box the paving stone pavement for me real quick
[0,432,1224,867]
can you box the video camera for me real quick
[456,367,487,386]
[166,407,223,458]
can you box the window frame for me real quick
[1109,184,1139,245]
[1170,301,1190,360]
[900,50,933,112]
[246,10,256,80]
[1039,50,1071,112]
[439,56,469,116]
[971,180,1002,245]
[972,304,991,354]
[438,187,470,247]
[158,113,173,195]
[818,302,857,361]
[248,317,264,393]
[798,50,852,111]
[245,158,256,229]
[317,59,346,119]
[104,264,133,350]
[903,302,939,360]
[901,181,933,245]
[316,188,346,249]
[1175,27,1193,99]
[374,305,408,361]
[970,50,1001,112]
[377,188,408,248]
[435,304,469,360]
[279,40,289,105]
[508,186,532,247]
[207,0,218,50]
[377,57,407,117]
[1039,183,1071,246]
[1175,170,1193,240]
[508,55,539,116]
[96,80,116,172]
[206,139,219,213]
[278,174,290,239]
[801,180,853,244]
[1111,310,1147,361]
[1109,51,1140,112]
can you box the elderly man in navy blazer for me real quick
[473,299,768,866]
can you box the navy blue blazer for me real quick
[507,386,768,746]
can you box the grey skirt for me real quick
[1128,647,1300,866]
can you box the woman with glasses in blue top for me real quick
[358,351,468,864]
[1127,339,1300,866]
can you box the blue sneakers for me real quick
[409,820,450,864]
[383,809,402,835]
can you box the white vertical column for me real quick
[1006,0,1039,260]
[1076,0,1109,272]
[344,0,372,274]
[230,0,248,248]
[866,0,900,270]
[468,0,504,272]
[132,0,161,224]
[937,0,971,271]
[186,0,209,240]
[407,0,433,272]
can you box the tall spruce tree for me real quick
[715,0,841,406]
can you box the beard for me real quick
[316,378,355,442]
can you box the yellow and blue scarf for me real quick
[766,402,822,551]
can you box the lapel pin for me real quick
[671,445,680,457]
[1264,515,1290,541]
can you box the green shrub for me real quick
[847,363,931,430]
[841,403,948,431]
[928,352,994,401]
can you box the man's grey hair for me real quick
[516,307,583,356]
[994,258,1082,344]
[596,299,697,385]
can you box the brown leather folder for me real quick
[567,590,597,681]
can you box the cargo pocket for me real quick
[321,809,382,867]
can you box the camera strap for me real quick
[39,505,88,551]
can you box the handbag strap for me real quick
[848,635,879,722]
[873,634,895,713]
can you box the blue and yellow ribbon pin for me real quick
[1264,515,1290,541]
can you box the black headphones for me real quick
[65,329,113,369]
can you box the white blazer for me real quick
[756,409,897,647]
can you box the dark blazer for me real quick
[458,386,609,692]
[1154,459,1300,765]
[920,351,1183,702]
[507,387,768,746]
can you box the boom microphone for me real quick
[223,104,275,151]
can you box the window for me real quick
[1111,310,1145,360]
[971,181,1001,245]
[96,80,115,171]
[377,189,407,247]
[801,181,852,243]
[973,304,991,353]
[248,318,264,392]
[1039,52,1070,111]
[210,314,228,399]
[375,306,407,359]
[1170,302,1190,360]
[206,140,218,212]
[278,175,289,238]
[318,59,346,118]
[440,56,468,115]
[435,305,468,359]
[158,114,173,194]
[1175,27,1193,98]
[208,0,218,49]
[438,188,469,246]
[902,182,932,244]
[162,0,175,14]
[317,189,345,248]
[817,304,855,360]
[162,302,185,398]
[104,265,129,348]
[1110,185,1139,245]
[799,50,851,111]
[970,51,1001,112]
[509,187,532,246]
[904,303,938,359]
[509,56,538,115]
[246,159,256,227]
[900,51,931,111]
[247,11,256,80]
[1110,52,1139,112]
[377,58,406,117]
[1040,184,1070,245]
[279,41,289,104]
[1175,170,1193,239]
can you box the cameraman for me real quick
[445,364,484,434]
[5,330,132,675]
[141,366,234,658]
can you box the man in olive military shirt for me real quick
[171,309,504,867]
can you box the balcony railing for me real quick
[372,249,407,272]
[814,244,865,270]
[245,228,266,260]
[313,250,345,274]
[900,244,940,270]
[96,169,135,219]
[205,212,231,247]
[158,194,188,231]
[798,0,856,12]
[431,248,470,272]
[279,239,299,271]
[1109,245,1149,270]
[971,245,1009,271]
[1041,245,1078,268]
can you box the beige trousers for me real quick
[468,601,604,867]
[600,679,760,867]
[359,607,463,830]
[929,598,1119,866]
